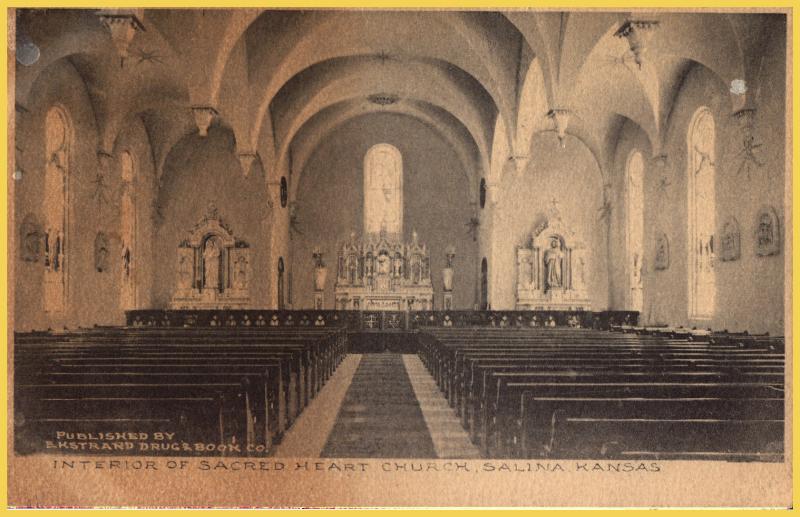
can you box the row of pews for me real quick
[418,327,785,461]
[14,326,347,456]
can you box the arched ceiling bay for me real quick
[268,56,495,175]
[289,98,483,204]
[16,9,780,191]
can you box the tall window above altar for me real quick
[364,143,403,239]
[120,151,136,310]
[687,107,716,320]
[43,105,71,314]
[625,150,644,311]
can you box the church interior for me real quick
[11,9,787,462]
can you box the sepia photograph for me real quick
[6,6,792,508]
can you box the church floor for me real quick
[276,353,477,458]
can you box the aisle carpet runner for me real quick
[321,354,437,458]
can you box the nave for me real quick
[14,317,785,462]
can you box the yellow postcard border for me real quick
[1,1,796,514]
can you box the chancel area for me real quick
[11,9,787,463]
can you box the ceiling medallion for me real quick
[368,93,400,106]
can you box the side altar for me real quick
[515,200,591,311]
[169,204,251,309]
[334,229,434,311]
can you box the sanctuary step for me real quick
[321,354,436,458]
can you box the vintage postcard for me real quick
[5,6,793,508]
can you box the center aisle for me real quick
[321,354,437,458]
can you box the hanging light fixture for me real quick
[614,20,660,70]
[96,9,145,67]
[547,108,570,148]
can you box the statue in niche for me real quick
[178,254,192,288]
[393,253,403,278]
[755,207,780,256]
[720,217,741,262]
[365,253,374,278]
[655,233,670,270]
[348,256,357,285]
[94,233,109,273]
[20,215,42,262]
[577,255,587,288]
[544,238,563,291]
[203,238,221,290]
[411,260,421,284]
[233,254,248,290]
[377,253,390,276]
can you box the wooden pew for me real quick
[417,327,784,461]
[13,325,347,457]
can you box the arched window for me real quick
[363,143,403,238]
[687,107,716,319]
[479,178,486,209]
[43,106,70,314]
[625,150,644,311]
[120,151,136,310]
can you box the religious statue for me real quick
[393,253,403,278]
[348,256,358,285]
[377,253,390,276]
[720,217,741,262]
[411,260,421,284]
[20,215,42,262]
[655,233,670,270]
[94,233,109,273]
[203,238,221,290]
[544,238,563,291]
[178,254,192,288]
[233,255,248,290]
[755,207,780,256]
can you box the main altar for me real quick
[334,229,434,311]
[332,143,434,311]
[169,203,251,309]
[515,200,591,311]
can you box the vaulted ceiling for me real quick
[15,9,784,203]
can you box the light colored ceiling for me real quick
[15,8,784,203]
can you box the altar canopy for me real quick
[334,144,434,310]
[516,200,591,311]
[169,203,251,309]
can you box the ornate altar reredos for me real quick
[515,201,591,311]
[169,204,251,309]
[334,229,434,311]
[331,143,435,311]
